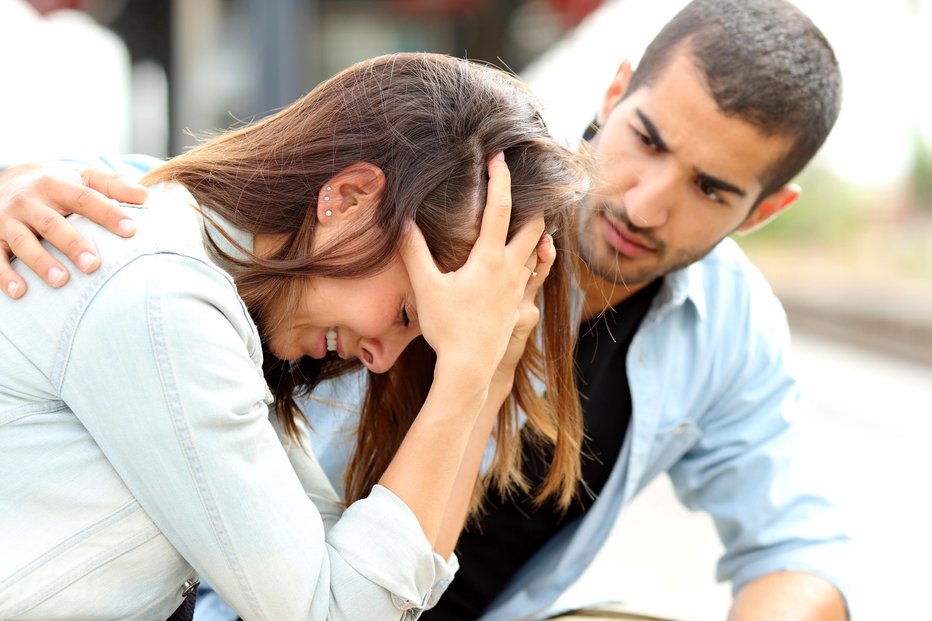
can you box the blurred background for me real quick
[3,0,929,618]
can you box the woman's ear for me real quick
[317,162,386,226]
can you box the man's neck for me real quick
[576,255,651,322]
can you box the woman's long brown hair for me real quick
[143,53,587,513]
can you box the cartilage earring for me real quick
[324,186,332,201]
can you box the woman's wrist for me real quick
[431,355,492,411]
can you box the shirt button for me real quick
[181,578,200,597]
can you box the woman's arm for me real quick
[380,154,544,556]
[62,252,440,620]
[433,233,555,557]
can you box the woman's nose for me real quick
[358,326,421,374]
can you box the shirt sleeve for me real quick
[59,251,450,620]
[667,280,853,613]
[59,153,164,178]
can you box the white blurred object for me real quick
[522,0,921,189]
[0,0,131,167]
[522,0,687,148]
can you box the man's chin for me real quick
[582,249,658,288]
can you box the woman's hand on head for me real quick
[0,164,145,298]
[493,232,555,388]
[400,152,546,389]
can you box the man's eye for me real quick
[697,179,722,203]
[634,129,654,148]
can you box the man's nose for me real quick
[624,165,676,228]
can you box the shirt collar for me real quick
[571,260,708,325]
[198,207,255,274]
[659,260,708,320]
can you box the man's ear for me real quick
[317,162,386,226]
[737,184,800,234]
[597,60,634,126]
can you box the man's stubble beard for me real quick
[576,199,722,288]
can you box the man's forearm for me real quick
[728,571,848,621]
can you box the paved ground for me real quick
[553,329,932,621]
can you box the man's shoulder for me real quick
[691,238,776,302]
[665,237,786,334]
[60,153,165,179]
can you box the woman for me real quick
[0,53,584,619]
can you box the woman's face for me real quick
[264,254,421,374]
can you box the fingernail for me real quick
[7,281,21,298]
[493,151,505,161]
[48,267,66,286]
[77,251,98,271]
[117,219,137,235]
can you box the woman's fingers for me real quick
[473,152,512,253]
[519,235,555,316]
[399,221,438,292]
[493,235,556,377]
[526,234,556,293]
[508,216,546,275]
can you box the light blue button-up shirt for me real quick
[300,236,853,620]
[0,159,455,620]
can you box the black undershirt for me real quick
[425,278,662,620]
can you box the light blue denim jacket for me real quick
[0,158,455,620]
[300,237,853,620]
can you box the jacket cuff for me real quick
[326,484,458,616]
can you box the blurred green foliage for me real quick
[910,136,932,210]
[737,164,867,249]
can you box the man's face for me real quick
[577,51,795,294]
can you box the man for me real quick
[0,1,849,619]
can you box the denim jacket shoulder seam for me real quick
[143,255,264,616]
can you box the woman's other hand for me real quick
[0,165,145,298]
[400,152,545,391]
[492,232,555,391]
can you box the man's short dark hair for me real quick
[626,0,842,201]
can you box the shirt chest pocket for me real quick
[638,419,702,487]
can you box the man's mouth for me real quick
[601,213,657,258]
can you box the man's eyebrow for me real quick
[636,109,668,152]
[636,108,747,198]
[697,172,746,198]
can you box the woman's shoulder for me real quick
[65,183,245,326]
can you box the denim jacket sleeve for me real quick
[59,250,452,620]
[665,260,851,607]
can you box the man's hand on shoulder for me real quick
[0,164,146,298]
[729,571,848,621]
